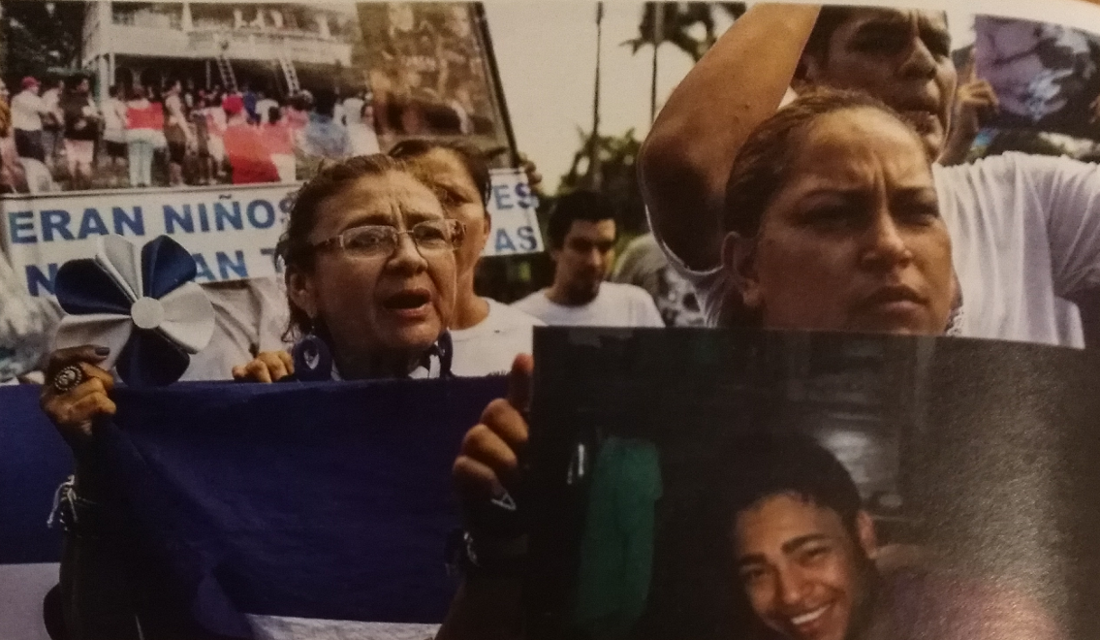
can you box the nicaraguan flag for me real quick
[90,377,507,639]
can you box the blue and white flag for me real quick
[91,377,507,639]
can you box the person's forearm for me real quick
[435,576,524,640]
[639,4,821,270]
[939,128,976,166]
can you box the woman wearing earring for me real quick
[38,154,466,639]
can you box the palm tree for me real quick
[582,2,605,190]
[560,127,647,232]
[625,2,746,121]
[626,3,745,63]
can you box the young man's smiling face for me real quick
[800,8,957,160]
[733,493,876,640]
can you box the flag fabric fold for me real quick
[92,377,507,638]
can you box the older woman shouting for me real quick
[274,153,464,380]
[38,154,465,639]
[232,154,468,382]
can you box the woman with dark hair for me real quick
[231,153,464,381]
[435,89,959,639]
[244,140,546,378]
[37,154,466,637]
[718,88,957,335]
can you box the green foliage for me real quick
[558,127,647,234]
[623,2,745,63]
[1,2,83,83]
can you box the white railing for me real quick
[186,28,353,65]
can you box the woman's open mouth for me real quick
[383,289,432,319]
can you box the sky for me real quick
[484,2,721,192]
[483,3,981,193]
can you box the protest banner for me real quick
[0,168,542,298]
[1,183,296,296]
[485,167,543,257]
[0,1,539,300]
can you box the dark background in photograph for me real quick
[523,328,1100,640]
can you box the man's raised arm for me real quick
[637,4,820,271]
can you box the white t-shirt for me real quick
[450,298,544,377]
[342,96,365,126]
[655,152,1100,348]
[41,88,61,124]
[255,98,279,124]
[512,282,666,328]
[102,97,127,140]
[10,91,46,132]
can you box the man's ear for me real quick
[286,268,319,322]
[855,510,878,558]
[482,211,492,240]
[721,231,762,312]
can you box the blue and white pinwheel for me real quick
[53,234,215,386]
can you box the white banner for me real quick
[2,172,544,298]
[484,168,544,257]
[1,183,297,297]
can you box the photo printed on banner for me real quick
[524,328,1100,640]
[972,16,1100,143]
[0,1,513,193]
[0,1,535,295]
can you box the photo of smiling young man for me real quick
[724,435,881,640]
[719,433,1065,640]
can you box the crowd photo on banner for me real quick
[3,1,1100,640]
[0,1,512,192]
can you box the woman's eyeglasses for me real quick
[313,220,465,258]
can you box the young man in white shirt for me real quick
[512,190,665,328]
[638,5,1100,348]
[391,140,546,376]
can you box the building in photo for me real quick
[82,2,366,101]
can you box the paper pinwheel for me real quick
[53,235,215,386]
